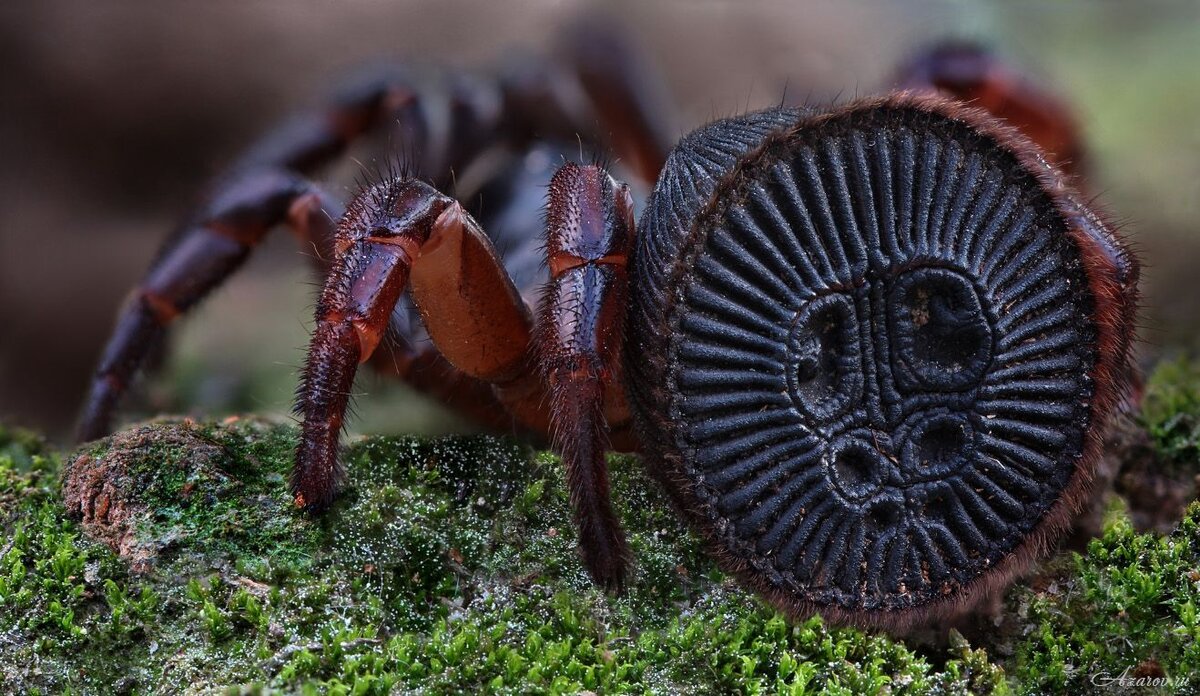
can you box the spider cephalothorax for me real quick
[78,38,1137,631]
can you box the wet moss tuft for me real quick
[1006,497,1200,693]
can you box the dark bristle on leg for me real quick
[538,163,636,591]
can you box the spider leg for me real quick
[499,22,675,187]
[76,168,340,441]
[559,19,674,183]
[293,177,552,508]
[76,69,431,442]
[534,162,636,591]
[893,42,1085,174]
[80,50,673,442]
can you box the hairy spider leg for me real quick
[893,42,1085,175]
[75,68,436,442]
[536,162,637,591]
[293,177,557,508]
[78,36,673,443]
[76,168,339,441]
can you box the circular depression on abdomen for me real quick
[663,110,1098,613]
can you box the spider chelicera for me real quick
[77,34,1137,631]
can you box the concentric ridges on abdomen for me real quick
[642,102,1099,611]
[627,108,807,404]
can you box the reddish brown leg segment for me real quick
[409,207,534,383]
[409,204,555,434]
[235,69,425,175]
[293,178,543,509]
[76,169,339,441]
[537,163,636,591]
[294,181,448,508]
[75,72,425,443]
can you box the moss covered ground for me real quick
[2,359,1199,694]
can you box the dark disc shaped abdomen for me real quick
[626,96,1137,628]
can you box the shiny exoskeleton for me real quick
[78,39,1137,631]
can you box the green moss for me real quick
[1,418,1020,694]
[8,409,1200,693]
[1139,355,1200,471]
[1,430,149,693]
[1007,498,1200,693]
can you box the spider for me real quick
[76,33,1137,632]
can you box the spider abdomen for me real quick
[626,95,1137,629]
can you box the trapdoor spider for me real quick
[78,35,1137,631]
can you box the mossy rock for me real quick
[1,408,1198,694]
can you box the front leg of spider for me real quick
[293,177,538,509]
[537,163,637,592]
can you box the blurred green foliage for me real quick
[1140,356,1200,470]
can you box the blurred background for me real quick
[1,0,1197,441]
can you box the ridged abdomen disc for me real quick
[626,95,1137,628]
